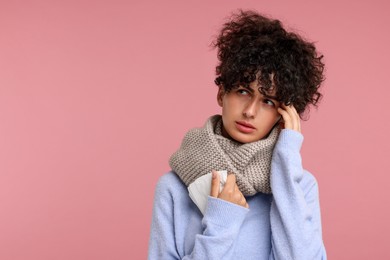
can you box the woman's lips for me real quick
[235,121,256,133]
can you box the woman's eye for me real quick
[264,99,275,107]
[237,89,249,95]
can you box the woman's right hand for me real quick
[210,170,249,208]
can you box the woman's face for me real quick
[217,81,282,143]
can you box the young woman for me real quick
[148,10,327,259]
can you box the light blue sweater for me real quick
[148,129,327,259]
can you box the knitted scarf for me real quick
[169,114,281,196]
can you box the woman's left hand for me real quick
[277,103,301,133]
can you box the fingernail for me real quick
[212,171,217,179]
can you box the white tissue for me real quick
[188,170,228,215]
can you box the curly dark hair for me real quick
[212,10,325,117]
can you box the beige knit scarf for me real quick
[169,114,281,196]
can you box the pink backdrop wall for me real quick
[1,0,389,259]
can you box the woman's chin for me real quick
[227,131,259,144]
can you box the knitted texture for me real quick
[169,114,281,196]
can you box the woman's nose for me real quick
[243,99,258,118]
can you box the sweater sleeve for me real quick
[269,129,327,260]
[148,174,249,260]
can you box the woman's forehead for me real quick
[248,80,277,96]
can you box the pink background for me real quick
[1,0,389,259]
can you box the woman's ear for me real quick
[217,87,224,107]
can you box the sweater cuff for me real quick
[276,129,304,152]
[203,196,249,229]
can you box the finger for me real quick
[210,170,220,197]
[290,106,301,132]
[279,103,300,131]
[290,104,299,116]
[277,107,291,129]
[239,193,246,205]
[238,191,249,208]
[288,105,301,132]
[284,104,297,130]
[224,173,236,191]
